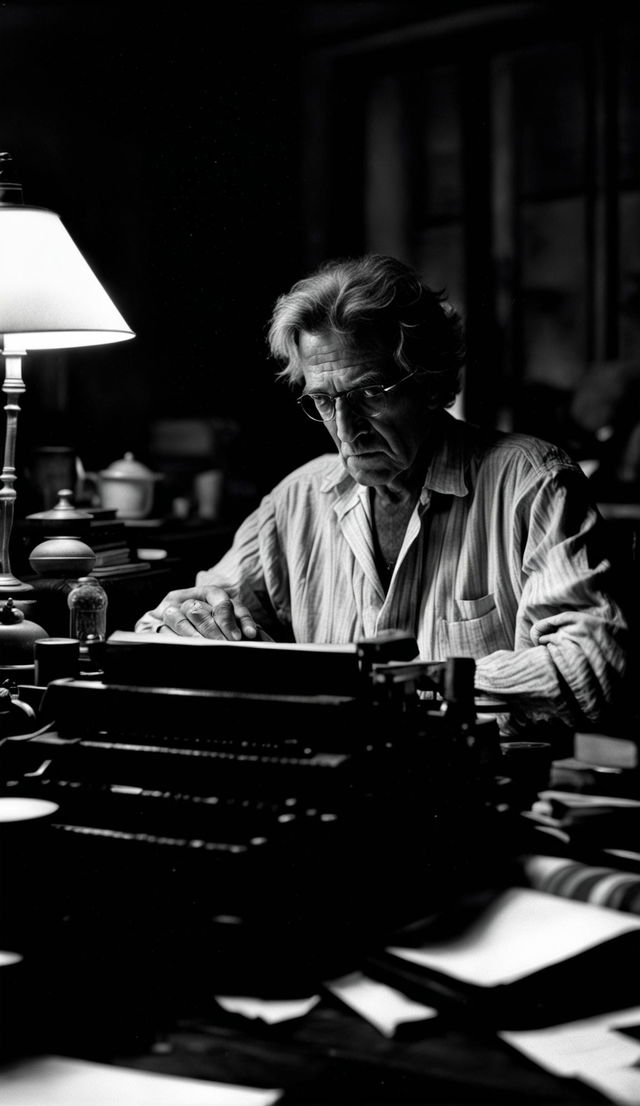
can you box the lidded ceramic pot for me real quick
[98,453,160,519]
[0,598,48,681]
[28,535,96,577]
[27,488,92,538]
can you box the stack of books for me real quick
[521,728,640,874]
[86,507,148,575]
[20,502,151,580]
[549,730,640,797]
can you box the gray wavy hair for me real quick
[267,254,465,409]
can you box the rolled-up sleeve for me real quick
[195,494,293,640]
[133,455,341,639]
[474,465,629,725]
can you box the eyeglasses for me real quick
[297,371,416,423]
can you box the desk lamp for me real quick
[0,154,134,605]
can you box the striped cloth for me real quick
[521,854,640,915]
[136,410,627,728]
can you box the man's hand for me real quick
[145,586,263,640]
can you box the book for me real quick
[535,789,640,815]
[93,548,132,567]
[90,538,132,552]
[87,507,119,522]
[86,509,132,549]
[363,887,640,1029]
[92,562,151,579]
[549,756,640,798]
[89,526,131,548]
[574,731,640,770]
[532,790,640,838]
[523,791,640,851]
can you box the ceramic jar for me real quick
[98,453,160,519]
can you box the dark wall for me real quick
[8,2,633,514]
[1,2,313,504]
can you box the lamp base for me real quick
[0,575,36,597]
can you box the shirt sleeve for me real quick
[474,464,629,727]
[194,493,293,640]
[134,496,293,638]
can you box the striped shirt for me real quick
[138,412,628,728]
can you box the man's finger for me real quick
[163,603,201,638]
[238,616,257,639]
[183,599,227,639]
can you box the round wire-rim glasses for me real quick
[297,370,417,422]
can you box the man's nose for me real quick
[334,396,365,441]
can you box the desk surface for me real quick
[3,877,618,1104]
[39,995,607,1105]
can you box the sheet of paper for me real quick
[109,629,356,655]
[387,887,640,986]
[500,1005,640,1106]
[215,994,320,1024]
[325,971,438,1037]
[586,1064,640,1106]
[0,1055,282,1106]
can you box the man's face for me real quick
[298,329,433,488]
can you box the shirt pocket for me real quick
[439,593,509,658]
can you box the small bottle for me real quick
[67,576,108,672]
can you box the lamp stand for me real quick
[0,346,35,603]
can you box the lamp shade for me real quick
[0,205,134,350]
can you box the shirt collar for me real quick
[421,410,471,498]
[320,409,471,514]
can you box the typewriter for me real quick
[0,630,507,1045]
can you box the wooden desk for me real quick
[7,986,607,1105]
[2,819,620,1105]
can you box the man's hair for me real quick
[267,254,465,409]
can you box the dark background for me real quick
[2,1,309,507]
[2,1,640,517]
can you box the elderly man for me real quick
[136,254,628,732]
